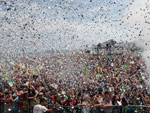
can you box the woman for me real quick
[103,91,113,113]
[112,94,122,106]
[78,92,91,113]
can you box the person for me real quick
[0,90,4,113]
[103,91,113,113]
[78,92,91,113]
[0,42,150,113]
[112,93,122,106]
[33,98,52,113]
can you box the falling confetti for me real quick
[0,1,150,111]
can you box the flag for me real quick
[39,66,43,70]
[121,64,128,70]
[96,74,103,78]
[97,66,102,73]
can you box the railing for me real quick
[1,102,150,113]
[125,105,150,113]
[1,101,29,113]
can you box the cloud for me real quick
[0,0,150,60]
[0,0,123,58]
[121,0,150,70]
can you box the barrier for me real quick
[2,101,29,113]
[125,105,150,113]
[76,106,123,113]
[2,103,150,113]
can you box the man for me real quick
[33,98,52,113]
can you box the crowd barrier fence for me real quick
[1,102,150,113]
[125,105,150,113]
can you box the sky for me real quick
[0,0,150,60]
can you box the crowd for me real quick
[0,48,150,113]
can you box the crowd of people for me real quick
[0,48,150,113]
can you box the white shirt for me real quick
[33,104,48,113]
